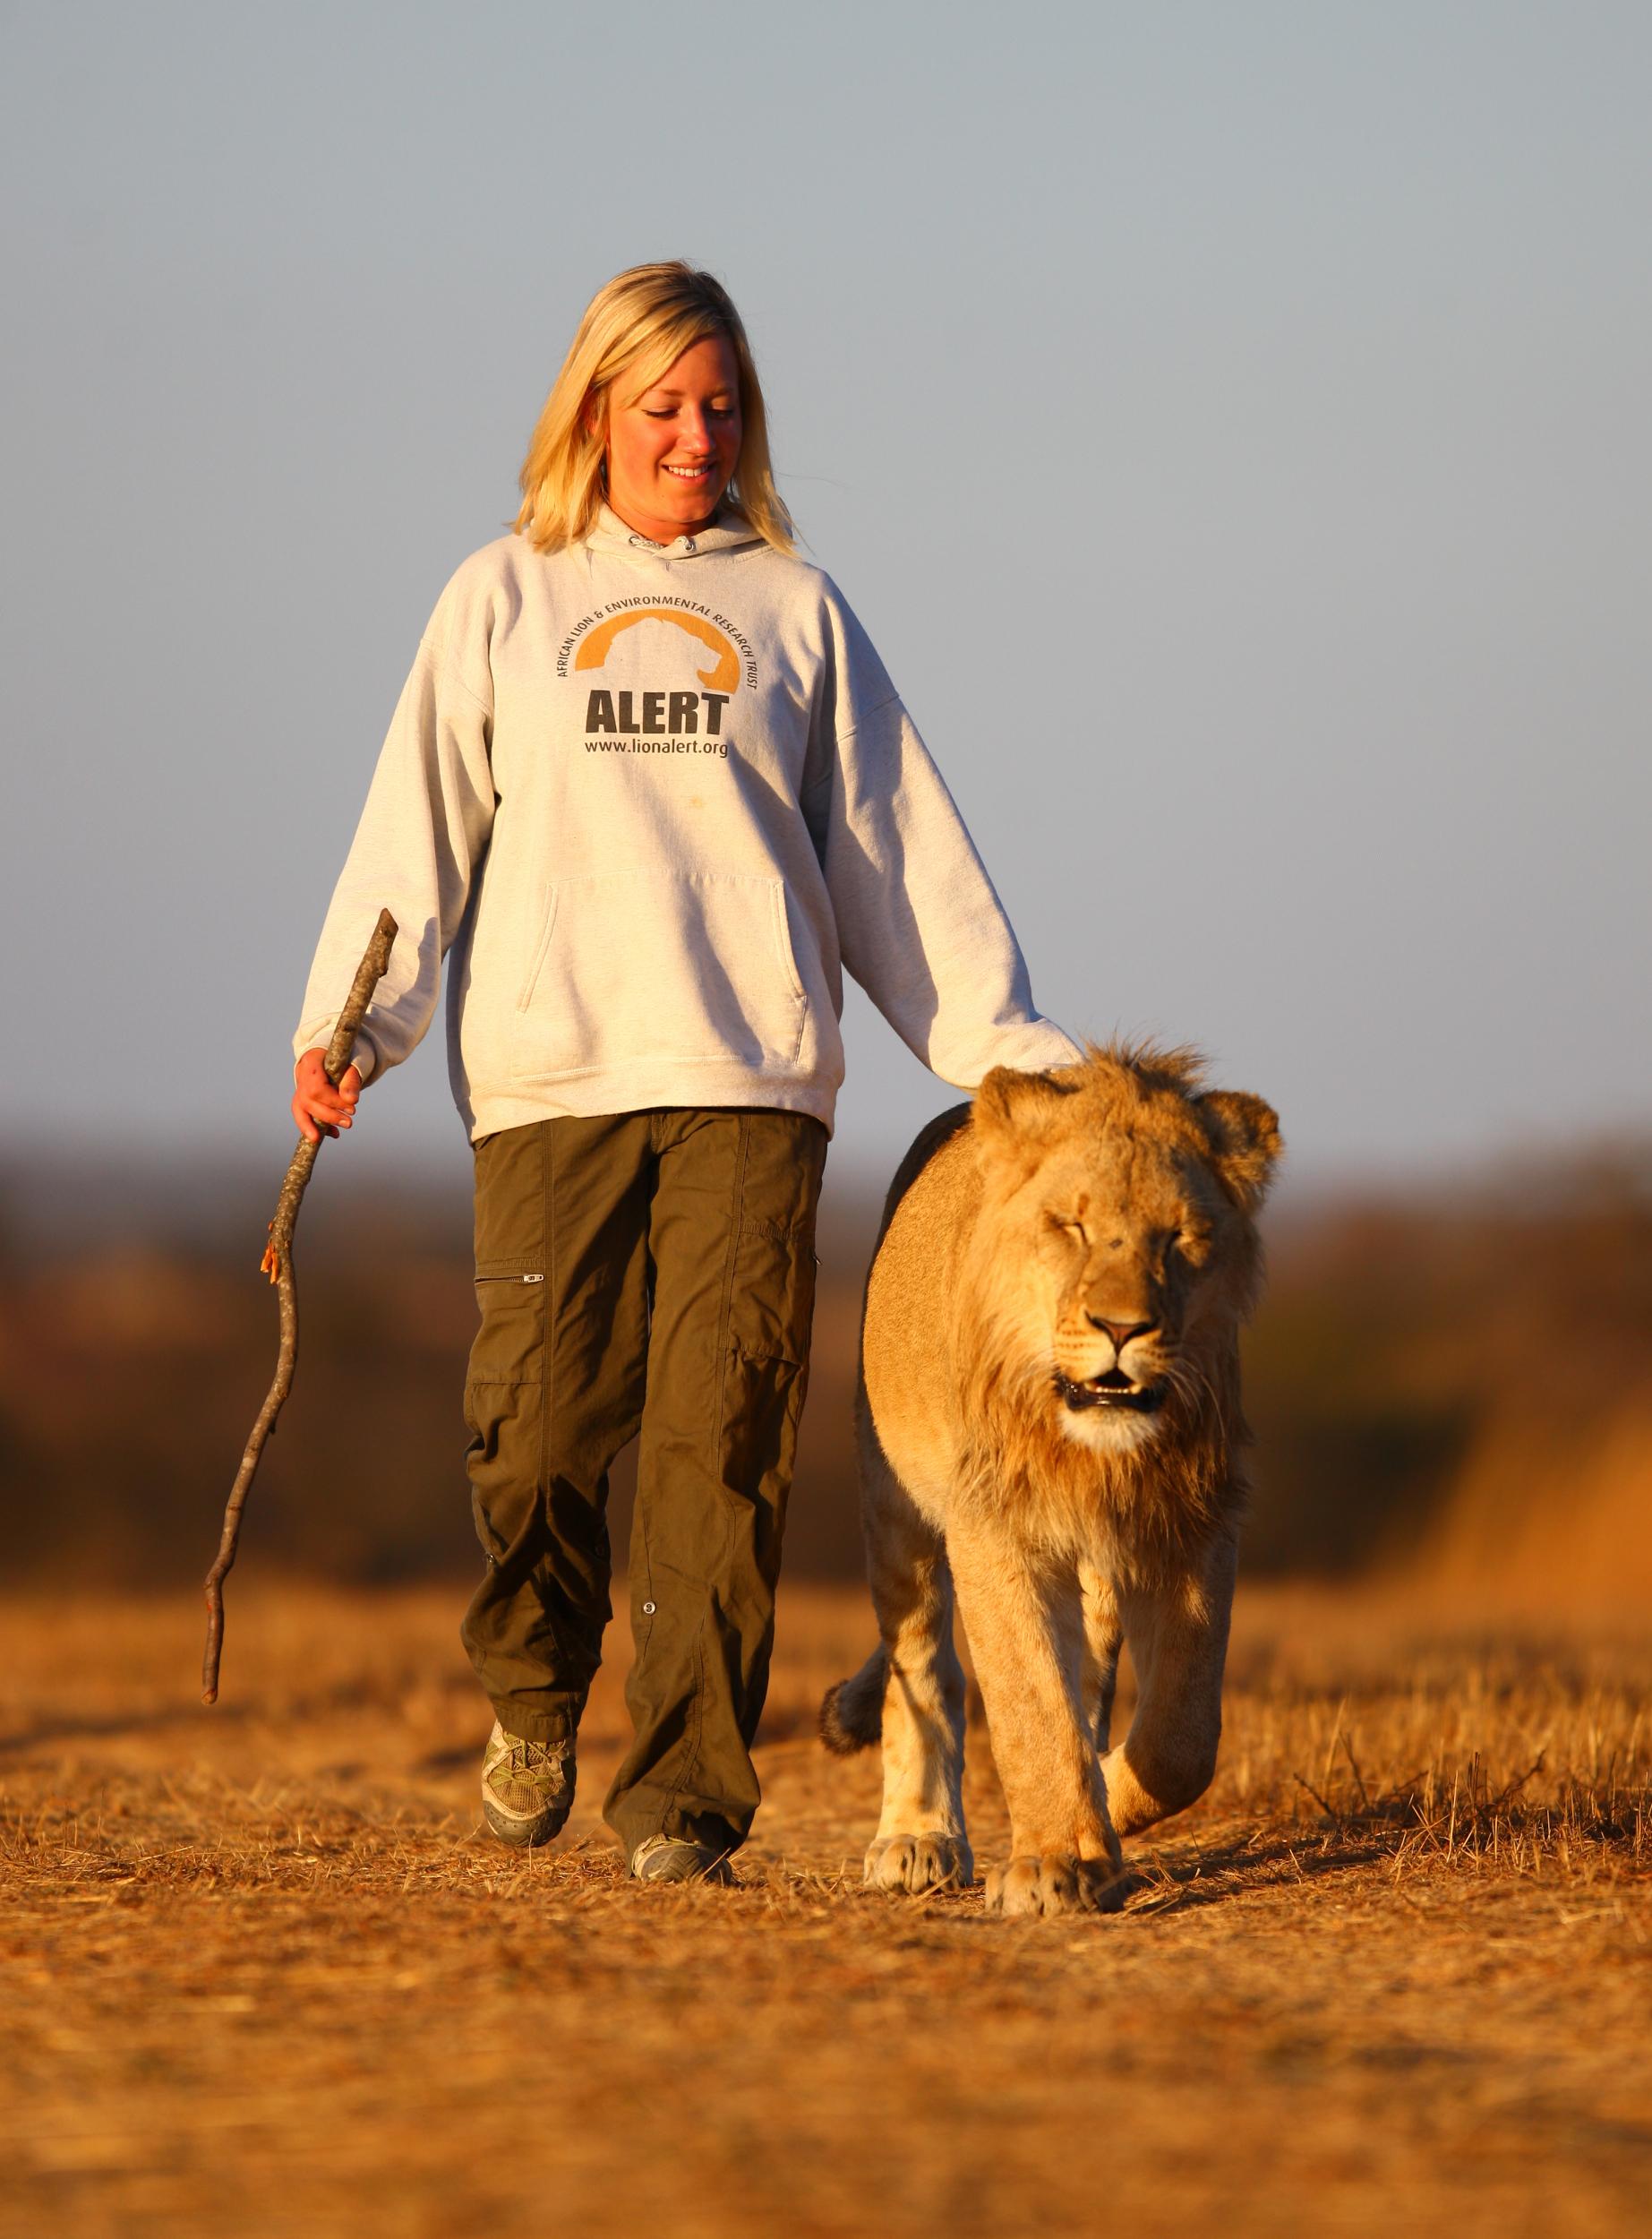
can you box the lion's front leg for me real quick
[860,1428,973,1895]
[1079,1561,1123,1753]
[864,1571,973,1897]
[1102,1532,1237,1839]
[948,1519,1124,1918]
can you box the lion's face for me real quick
[1029,1134,1229,1454]
[970,1052,1281,1457]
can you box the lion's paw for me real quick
[863,1832,975,1894]
[984,1854,1125,1918]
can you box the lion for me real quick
[819,1042,1282,1917]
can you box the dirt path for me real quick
[2,1583,1648,2237]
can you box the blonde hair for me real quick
[515,262,795,555]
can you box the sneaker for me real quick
[629,1833,735,1885]
[479,1720,574,1848]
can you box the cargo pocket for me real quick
[729,1214,819,1369]
[466,1265,547,1388]
[464,1265,547,1567]
[715,1121,827,1557]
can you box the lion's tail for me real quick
[818,1644,886,1755]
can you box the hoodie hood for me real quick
[585,502,766,562]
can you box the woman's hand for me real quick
[291,1048,363,1144]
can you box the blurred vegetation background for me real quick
[3,1137,1648,1610]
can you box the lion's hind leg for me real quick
[819,1643,886,1754]
[857,1423,972,1895]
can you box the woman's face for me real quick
[600,333,743,545]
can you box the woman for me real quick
[292,262,1078,1883]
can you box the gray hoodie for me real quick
[295,508,1079,1137]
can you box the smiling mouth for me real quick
[663,462,715,480]
[1054,1369,1167,1414]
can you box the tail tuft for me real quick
[818,1645,886,1755]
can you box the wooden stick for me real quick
[201,908,398,1704]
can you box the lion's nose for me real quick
[1086,1315,1156,1350]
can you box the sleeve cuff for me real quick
[292,1026,380,1086]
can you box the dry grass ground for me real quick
[2,1578,1648,2239]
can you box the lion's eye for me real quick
[1175,1227,1212,1265]
[1044,1213,1086,1243]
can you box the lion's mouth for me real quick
[1054,1369,1167,1414]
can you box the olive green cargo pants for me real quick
[459,1107,827,1859]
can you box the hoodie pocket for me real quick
[510,870,809,1082]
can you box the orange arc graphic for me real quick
[573,609,740,693]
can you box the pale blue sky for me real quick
[3,0,1648,1188]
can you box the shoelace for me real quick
[490,1734,567,1786]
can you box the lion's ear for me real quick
[972,1067,1076,1149]
[1196,1091,1283,1212]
